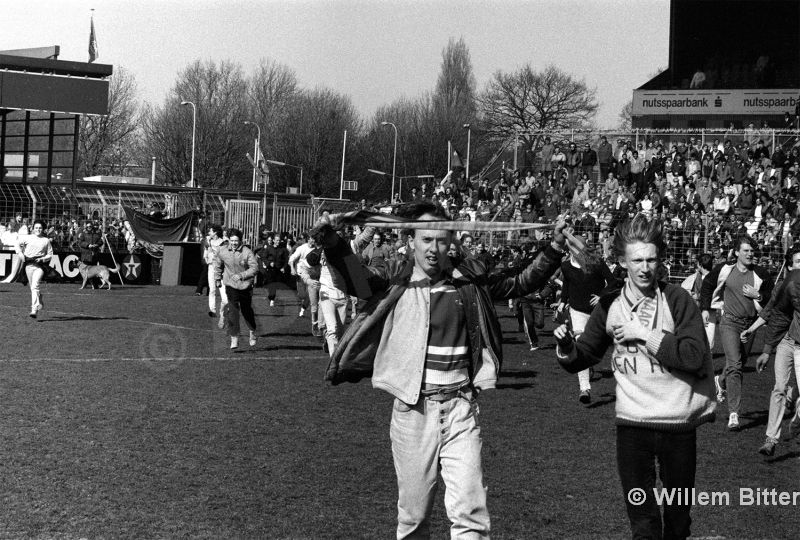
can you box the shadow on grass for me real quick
[586,393,617,408]
[767,450,800,463]
[737,410,768,431]
[500,370,538,379]
[258,332,313,338]
[41,315,130,322]
[496,382,535,390]
[260,344,324,352]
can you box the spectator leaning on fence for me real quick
[554,214,716,540]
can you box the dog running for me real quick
[79,262,120,290]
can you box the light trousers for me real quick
[571,308,592,391]
[208,265,228,314]
[390,393,490,539]
[26,264,44,311]
[319,291,348,356]
[765,339,800,441]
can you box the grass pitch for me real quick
[0,281,797,539]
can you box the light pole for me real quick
[463,123,471,182]
[243,121,261,191]
[381,121,398,201]
[266,160,303,194]
[180,100,196,188]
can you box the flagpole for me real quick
[88,8,98,63]
[339,130,347,200]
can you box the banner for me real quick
[0,250,152,284]
[123,206,194,244]
[632,89,800,116]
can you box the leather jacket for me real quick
[323,238,564,403]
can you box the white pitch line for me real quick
[0,355,323,363]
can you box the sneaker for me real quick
[269,300,275,307]
[758,439,776,456]
[714,375,727,403]
[208,311,215,318]
[727,412,740,431]
[786,422,799,441]
[29,310,37,319]
[194,292,202,296]
[311,324,321,337]
[530,343,540,351]
[579,390,591,404]
[249,331,257,347]
[299,308,305,317]
[230,336,239,350]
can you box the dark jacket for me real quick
[78,230,103,264]
[324,240,564,393]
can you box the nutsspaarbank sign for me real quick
[632,89,800,116]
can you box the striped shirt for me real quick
[423,280,470,387]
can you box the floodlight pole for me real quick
[180,100,196,187]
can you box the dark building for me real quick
[632,0,800,130]
[0,46,111,186]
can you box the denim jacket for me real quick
[324,238,564,404]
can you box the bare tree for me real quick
[78,67,140,178]
[618,100,633,131]
[433,37,477,163]
[139,60,252,188]
[478,64,599,150]
[279,88,362,197]
[248,59,299,158]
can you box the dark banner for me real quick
[0,250,153,284]
[123,206,194,244]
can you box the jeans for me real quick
[225,285,256,337]
[195,263,208,294]
[617,425,697,540]
[208,265,228,314]
[319,291,349,356]
[295,277,310,310]
[517,299,545,346]
[390,391,490,539]
[303,277,322,329]
[719,315,755,414]
[765,339,800,441]
[25,263,44,311]
[570,308,592,391]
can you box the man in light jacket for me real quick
[315,202,573,539]
[214,227,259,350]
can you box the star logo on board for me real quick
[123,254,142,279]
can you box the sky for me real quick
[2,0,670,128]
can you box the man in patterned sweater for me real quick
[555,214,716,540]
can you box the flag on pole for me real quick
[256,146,269,177]
[449,143,465,170]
[88,14,99,62]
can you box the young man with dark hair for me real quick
[700,235,773,430]
[214,228,259,350]
[315,201,573,538]
[741,245,800,455]
[555,214,715,540]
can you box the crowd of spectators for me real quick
[4,130,800,282]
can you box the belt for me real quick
[722,312,756,325]
[421,384,472,402]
